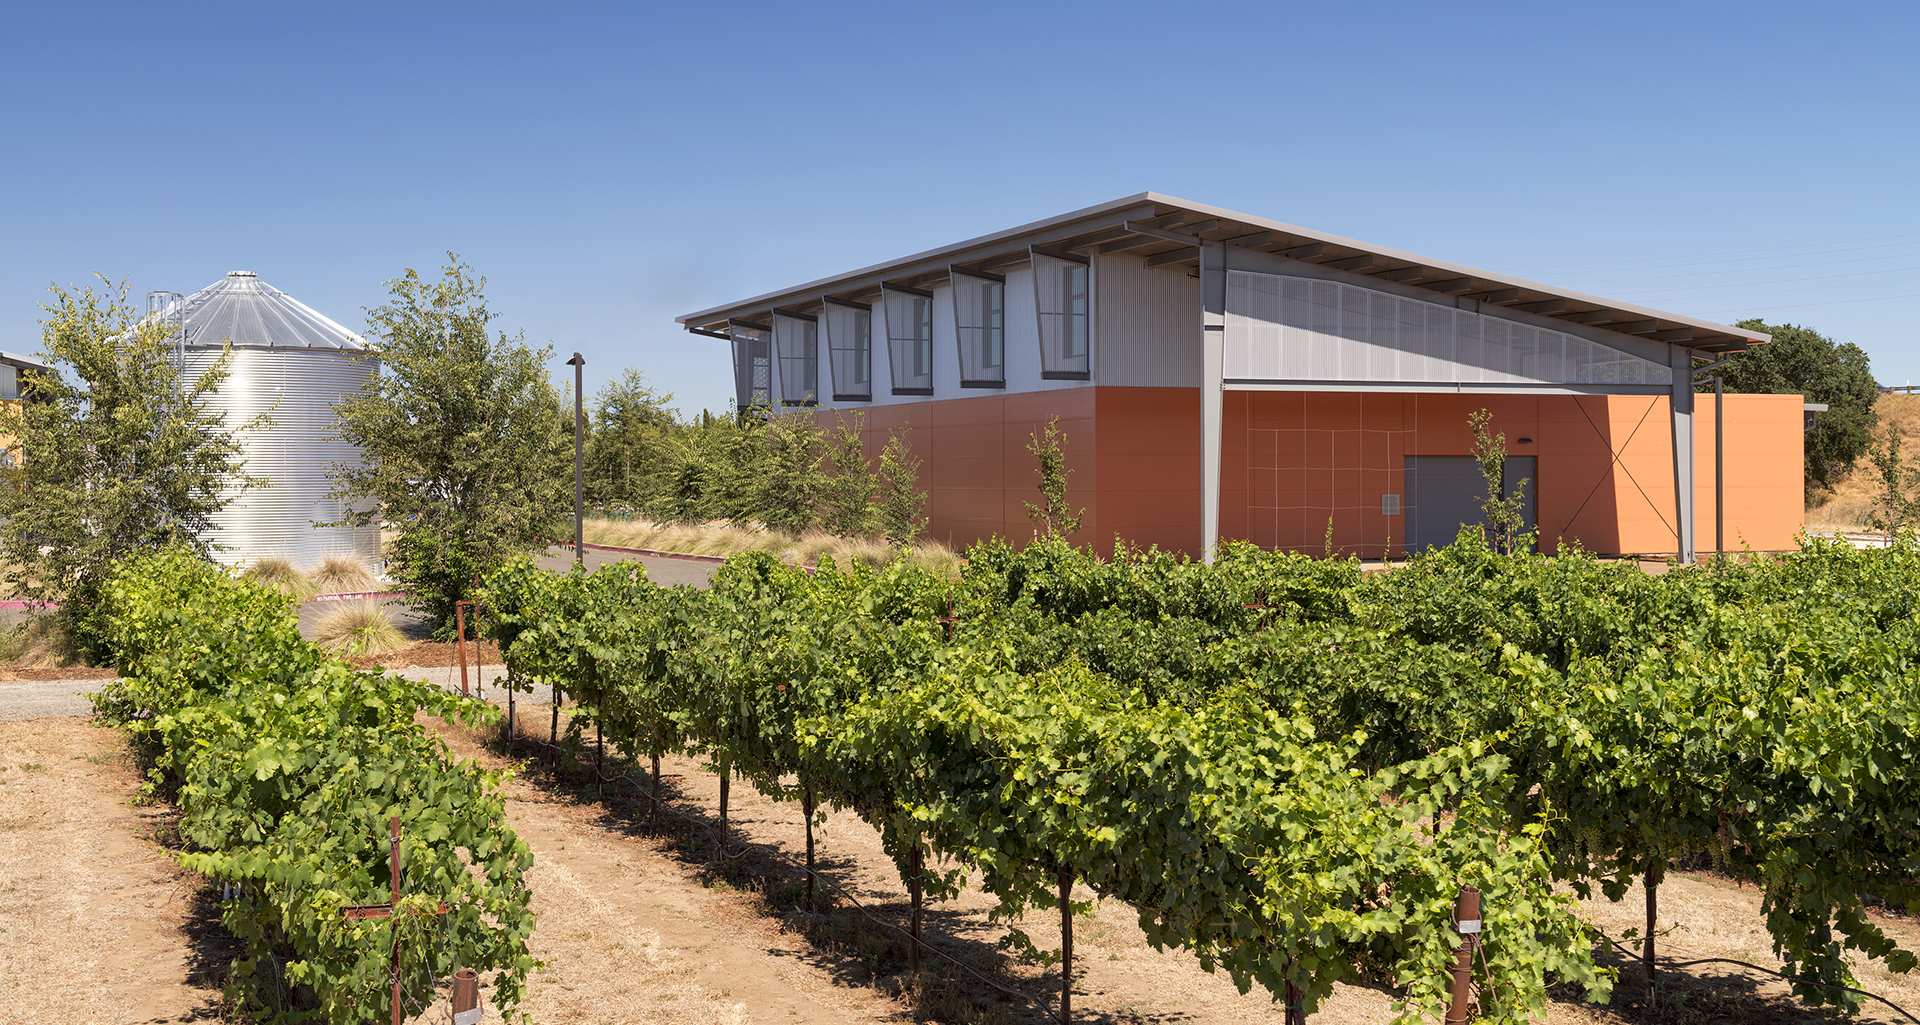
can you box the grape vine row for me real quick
[481,528,1920,1021]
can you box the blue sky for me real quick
[4,2,1916,414]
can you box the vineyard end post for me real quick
[1446,885,1481,1024]
[389,816,402,1025]
[455,602,469,697]
[595,720,604,798]
[451,968,479,1024]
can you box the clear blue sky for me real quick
[5,1,1916,415]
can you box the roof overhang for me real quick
[678,192,1770,354]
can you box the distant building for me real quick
[678,194,1802,560]
[0,349,53,469]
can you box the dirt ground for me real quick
[0,718,228,1025]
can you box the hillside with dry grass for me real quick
[1807,393,1920,533]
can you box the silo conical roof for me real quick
[166,271,367,350]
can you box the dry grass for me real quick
[1806,394,1920,535]
[312,600,406,656]
[239,557,317,599]
[308,554,382,595]
[585,518,963,577]
[0,615,82,669]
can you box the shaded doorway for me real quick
[1403,455,1536,553]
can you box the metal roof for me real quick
[162,271,368,350]
[0,350,52,372]
[678,192,1770,354]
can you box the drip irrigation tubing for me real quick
[502,720,1058,1018]
[1591,924,1920,1023]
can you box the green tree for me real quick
[328,256,569,638]
[755,412,825,534]
[651,406,763,522]
[586,368,676,509]
[819,411,877,538]
[1864,429,1920,538]
[874,431,928,546]
[1722,320,1877,493]
[1023,415,1084,537]
[1470,409,1531,555]
[0,277,257,653]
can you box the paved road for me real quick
[0,545,715,720]
[532,545,718,587]
[0,677,108,720]
[1,664,532,721]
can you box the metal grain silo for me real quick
[158,271,382,571]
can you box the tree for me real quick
[1023,416,1084,537]
[874,431,927,546]
[0,278,257,653]
[650,406,764,523]
[819,411,877,538]
[1722,320,1877,493]
[1864,429,1920,538]
[586,368,676,510]
[755,412,825,535]
[328,257,569,638]
[1470,409,1531,555]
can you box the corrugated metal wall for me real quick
[181,347,382,571]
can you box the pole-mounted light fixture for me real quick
[566,353,585,566]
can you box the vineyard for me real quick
[74,530,1920,1024]
[482,529,1920,1024]
[88,549,538,1024]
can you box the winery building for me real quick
[677,194,1802,561]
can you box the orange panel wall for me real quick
[821,387,1802,560]
[836,390,1098,552]
[1222,391,1804,558]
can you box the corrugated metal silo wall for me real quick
[181,347,383,571]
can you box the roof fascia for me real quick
[1147,192,1770,346]
[681,190,1768,349]
[677,194,1161,328]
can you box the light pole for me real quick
[566,352,585,566]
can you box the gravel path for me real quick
[0,677,108,720]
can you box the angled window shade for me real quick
[1031,251,1090,379]
[773,312,819,406]
[1224,271,1670,387]
[882,286,934,395]
[951,269,1005,388]
[822,299,872,401]
[728,322,772,409]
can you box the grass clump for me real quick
[240,557,317,599]
[313,601,406,656]
[0,615,83,668]
[309,554,382,595]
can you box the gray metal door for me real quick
[1403,456,1536,553]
